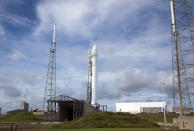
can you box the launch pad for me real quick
[40,25,106,121]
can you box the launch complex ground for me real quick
[0,0,194,130]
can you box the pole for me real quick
[15,125,18,131]
[10,123,13,131]
[162,84,167,126]
[159,82,167,126]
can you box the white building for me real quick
[116,102,166,114]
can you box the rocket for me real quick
[87,45,97,107]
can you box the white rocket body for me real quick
[88,45,97,106]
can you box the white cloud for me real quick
[0,0,30,27]
[35,0,164,37]
[97,67,173,99]
[117,68,153,91]
[8,49,27,61]
[0,25,5,35]
[0,11,31,27]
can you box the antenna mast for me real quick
[43,24,57,112]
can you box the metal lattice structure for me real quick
[170,0,194,115]
[48,95,83,120]
[43,24,57,112]
[50,95,78,102]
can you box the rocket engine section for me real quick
[87,45,97,107]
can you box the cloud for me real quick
[0,0,30,27]
[97,83,121,100]
[8,49,27,61]
[95,20,171,71]
[117,68,153,92]
[0,85,21,97]
[0,25,5,35]
[0,0,24,6]
[0,76,22,97]
[96,67,173,101]
[0,11,31,27]
[35,0,165,38]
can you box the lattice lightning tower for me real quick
[43,24,57,112]
[170,0,194,115]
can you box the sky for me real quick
[0,0,193,113]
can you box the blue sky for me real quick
[0,0,193,113]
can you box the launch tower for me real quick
[43,24,57,112]
[170,0,194,115]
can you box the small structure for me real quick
[116,102,166,114]
[21,101,29,112]
[173,116,194,130]
[35,95,99,121]
[48,95,85,121]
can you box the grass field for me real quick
[0,112,42,122]
[34,128,176,131]
[0,112,179,123]
[53,112,159,128]
[137,112,179,123]
[0,112,184,131]
[0,127,182,131]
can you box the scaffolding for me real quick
[43,24,57,112]
[170,0,194,115]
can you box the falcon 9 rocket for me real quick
[87,45,97,107]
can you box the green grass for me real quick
[51,112,158,129]
[0,112,187,131]
[0,112,179,127]
[137,112,179,123]
[0,111,179,123]
[0,127,183,131]
[0,112,185,131]
[33,127,184,131]
[0,112,43,122]
[34,128,162,131]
